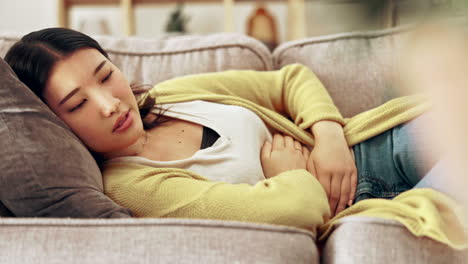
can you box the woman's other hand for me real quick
[309,121,357,216]
[261,134,310,179]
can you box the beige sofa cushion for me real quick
[94,33,273,85]
[0,218,319,264]
[322,216,468,264]
[0,32,272,85]
[273,26,415,117]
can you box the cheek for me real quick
[68,115,101,138]
[60,114,107,150]
[112,76,134,101]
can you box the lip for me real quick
[113,110,132,133]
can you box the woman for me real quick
[4,28,435,230]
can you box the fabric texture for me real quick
[352,113,437,203]
[105,100,274,185]
[0,32,272,86]
[322,216,468,264]
[319,189,468,250]
[0,58,132,217]
[200,126,220,150]
[0,218,319,264]
[273,26,415,117]
[93,33,273,85]
[102,63,467,249]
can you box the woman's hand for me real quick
[261,134,310,179]
[309,121,357,216]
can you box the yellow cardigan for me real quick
[103,64,467,249]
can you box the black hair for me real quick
[5,27,109,101]
[4,27,165,164]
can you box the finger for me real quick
[316,167,332,201]
[329,173,343,215]
[302,146,310,159]
[272,134,285,150]
[294,140,302,151]
[348,170,358,206]
[307,156,318,178]
[284,136,295,149]
[335,173,351,215]
[261,141,272,160]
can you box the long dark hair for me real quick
[4,27,165,164]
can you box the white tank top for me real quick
[105,100,274,184]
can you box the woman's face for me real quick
[44,48,144,154]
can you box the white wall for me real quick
[0,0,387,43]
[0,0,57,34]
[67,1,385,42]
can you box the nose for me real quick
[94,92,120,117]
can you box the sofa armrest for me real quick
[322,216,468,264]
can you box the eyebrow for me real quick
[93,60,107,76]
[58,60,107,106]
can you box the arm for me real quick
[138,64,354,216]
[139,63,345,131]
[309,121,357,216]
[103,163,330,231]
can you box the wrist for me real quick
[311,121,345,142]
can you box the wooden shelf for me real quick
[57,0,306,39]
[63,0,228,4]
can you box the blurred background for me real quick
[0,0,466,49]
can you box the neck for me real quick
[102,131,148,160]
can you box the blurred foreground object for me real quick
[400,19,468,216]
[247,3,278,51]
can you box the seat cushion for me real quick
[273,25,415,117]
[322,216,468,264]
[0,218,319,264]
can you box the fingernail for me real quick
[348,200,353,206]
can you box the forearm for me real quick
[141,64,344,129]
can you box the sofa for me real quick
[0,25,467,264]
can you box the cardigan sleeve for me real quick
[138,63,344,131]
[103,163,330,232]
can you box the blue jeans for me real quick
[352,114,438,203]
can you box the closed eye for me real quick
[69,99,87,112]
[101,69,114,83]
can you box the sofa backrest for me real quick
[0,32,272,85]
[273,25,414,117]
[1,28,414,119]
